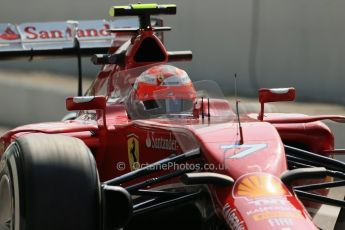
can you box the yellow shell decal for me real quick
[252,211,302,221]
[234,174,289,198]
[127,134,139,171]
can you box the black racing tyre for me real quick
[0,133,100,230]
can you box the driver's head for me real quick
[128,65,196,119]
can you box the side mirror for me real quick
[258,87,295,121]
[66,96,106,111]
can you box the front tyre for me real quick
[0,133,100,230]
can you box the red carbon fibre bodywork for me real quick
[0,12,340,230]
[213,173,317,229]
[1,108,334,229]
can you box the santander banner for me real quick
[20,21,111,41]
[0,18,162,50]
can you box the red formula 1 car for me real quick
[1,3,345,230]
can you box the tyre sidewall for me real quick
[0,143,23,230]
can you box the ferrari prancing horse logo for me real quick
[127,134,139,171]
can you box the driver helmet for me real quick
[127,64,196,119]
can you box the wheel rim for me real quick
[0,175,12,230]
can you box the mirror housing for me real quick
[258,87,295,121]
[66,96,106,111]
[66,96,107,127]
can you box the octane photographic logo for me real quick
[127,134,140,171]
[145,132,178,151]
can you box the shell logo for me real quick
[233,173,289,198]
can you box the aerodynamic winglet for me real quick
[109,4,176,30]
[109,4,176,17]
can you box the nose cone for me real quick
[220,172,317,230]
[193,121,287,179]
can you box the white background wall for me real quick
[1,0,345,103]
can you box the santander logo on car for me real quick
[0,18,162,46]
[0,27,20,41]
[18,21,112,42]
[0,20,113,44]
[22,24,111,40]
[145,132,178,151]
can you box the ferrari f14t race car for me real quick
[0,3,345,230]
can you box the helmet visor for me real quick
[143,99,194,117]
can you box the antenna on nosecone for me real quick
[234,73,244,145]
